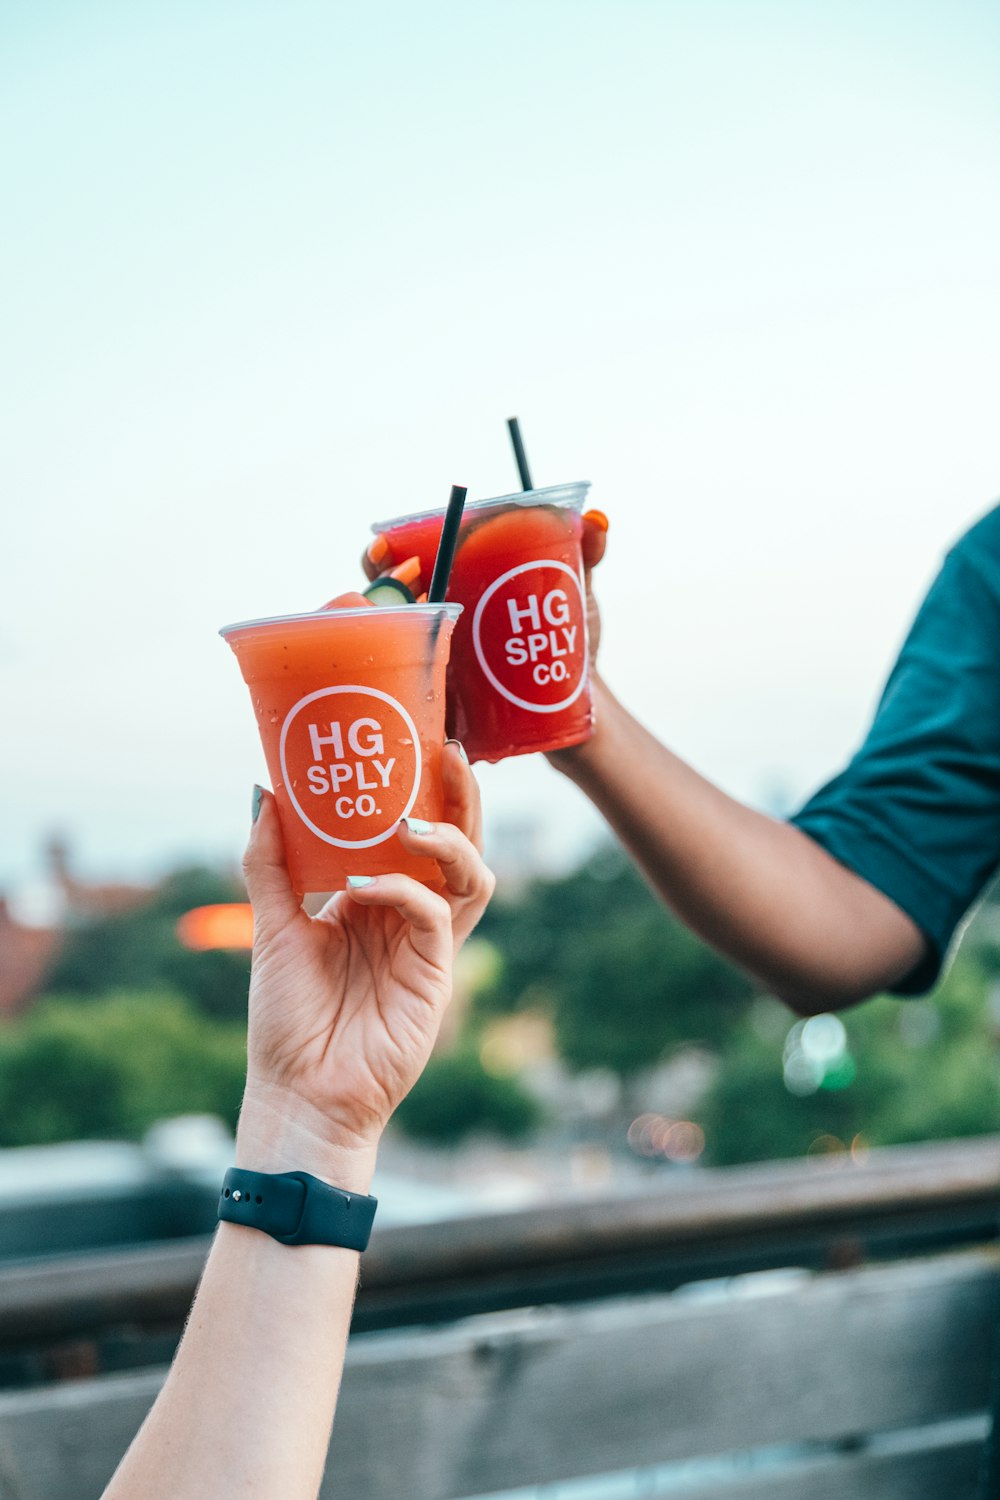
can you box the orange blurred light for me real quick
[176,904,254,951]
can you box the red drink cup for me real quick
[221,603,462,892]
[371,483,592,763]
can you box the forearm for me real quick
[105,773,492,1499]
[553,679,925,1009]
[104,1098,378,1500]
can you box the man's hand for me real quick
[580,509,608,674]
[362,509,610,673]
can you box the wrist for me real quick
[547,675,616,779]
[236,1083,379,1194]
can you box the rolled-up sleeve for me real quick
[791,521,1000,994]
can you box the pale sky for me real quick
[2,0,998,895]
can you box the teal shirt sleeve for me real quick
[790,507,1000,995]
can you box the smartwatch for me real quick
[218,1168,378,1250]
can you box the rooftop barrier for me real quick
[0,1134,997,1498]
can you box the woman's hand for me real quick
[237,743,494,1185]
[103,753,492,1500]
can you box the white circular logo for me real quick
[471,559,588,714]
[279,684,422,849]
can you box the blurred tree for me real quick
[476,845,754,1081]
[152,868,247,916]
[555,906,753,1078]
[394,1051,542,1146]
[46,866,251,1020]
[698,955,1000,1166]
[0,992,246,1146]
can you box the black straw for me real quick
[427,484,468,603]
[507,416,533,491]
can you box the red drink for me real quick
[372,483,592,764]
[221,603,461,892]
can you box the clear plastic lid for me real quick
[219,602,463,639]
[371,481,591,534]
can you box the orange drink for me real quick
[221,603,461,892]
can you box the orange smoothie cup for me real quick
[221,603,462,892]
[371,482,592,764]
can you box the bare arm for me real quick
[108,1121,376,1500]
[549,509,926,1016]
[553,678,924,1011]
[104,747,494,1500]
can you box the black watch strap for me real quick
[218,1168,377,1250]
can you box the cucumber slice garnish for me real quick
[363,577,417,606]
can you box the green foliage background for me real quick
[698,956,1000,1165]
[0,866,250,1146]
[3,849,999,1163]
[46,867,251,1021]
[0,992,246,1146]
[475,845,1000,1165]
[395,1051,541,1146]
[475,846,755,1076]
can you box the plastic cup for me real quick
[371,482,592,763]
[221,603,462,892]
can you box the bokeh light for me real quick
[807,1134,847,1156]
[627,1113,705,1164]
[176,904,254,951]
[783,1014,855,1095]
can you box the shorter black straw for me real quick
[427,484,468,603]
[507,416,533,491]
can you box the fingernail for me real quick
[403,817,434,835]
[251,785,264,823]
[583,508,609,533]
[390,554,423,588]
[445,738,469,764]
[367,535,390,565]
[347,875,375,888]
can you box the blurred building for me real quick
[0,898,60,1017]
[45,835,154,925]
[0,836,156,1016]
